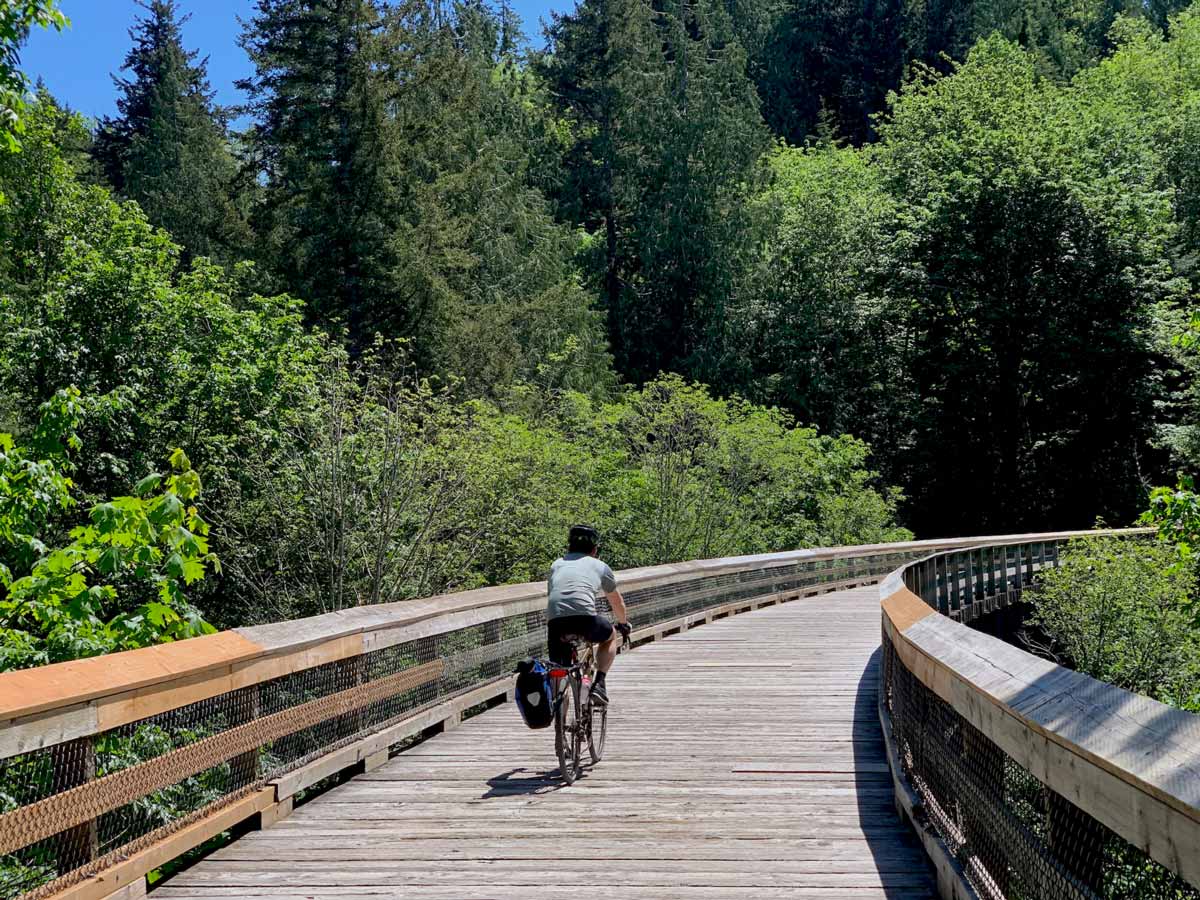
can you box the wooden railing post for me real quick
[1011,544,1022,595]
[949,552,962,617]
[973,548,985,606]
[936,555,945,613]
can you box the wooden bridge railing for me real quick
[0,532,1043,900]
[2,529,1184,900]
[879,531,1200,900]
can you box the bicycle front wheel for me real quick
[555,679,581,784]
[588,700,607,763]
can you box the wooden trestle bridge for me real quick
[1,532,1198,900]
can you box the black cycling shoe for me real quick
[589,679,609,706]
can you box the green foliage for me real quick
[0,94,333,637]
[18,0,1200,656]
[0,0,65,154]
[1142,477,1200,564]
[728,27,1191,533]
[220,367,908,622]
[0,389,80,581]
[596,374,910,564]
[750,0,1194,146]
[1031,536,1200,709]
[235,0,608,394]
[752,0,908,145]
[401,10,613,397]
[0,396,216,671]
[0,96,327,503]
[218,342,485,618]
[878,36,1171,534]
[237,0,409,342]
[1072,10,1200,474]
[725,141,901,440]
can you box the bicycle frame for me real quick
[548,641,601,783]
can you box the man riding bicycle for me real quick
[547,525,631,706]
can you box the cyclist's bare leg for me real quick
[595,631,619,673]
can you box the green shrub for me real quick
[0,390,216,670]
[1031,536,1200,708]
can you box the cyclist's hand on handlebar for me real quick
[616,621,632,642]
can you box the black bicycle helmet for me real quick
[567,524,600,553]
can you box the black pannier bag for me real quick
[514,659,554,729]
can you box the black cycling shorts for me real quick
[547,614,614,665]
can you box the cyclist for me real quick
[546,524,631,706]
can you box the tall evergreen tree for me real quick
[93,0,248,263]
[753,0,908,145]
[399,0,613,394]
[541,0,769,383]
[238,0,409,345]
[240,0,611,386]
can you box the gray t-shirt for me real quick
[546,553,618,619]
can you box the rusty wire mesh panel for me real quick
[0,548,922,900]
[882,634,1200,900]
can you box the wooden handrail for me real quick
[879,532,1200,891]
[0,530,1125,756]
[0,527,1168,900]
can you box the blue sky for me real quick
[22,0,564,122]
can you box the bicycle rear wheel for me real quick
[587,700,607,763]
[554,678,581,784]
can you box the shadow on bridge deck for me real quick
[854,645,926,899]
[153,586,936,899]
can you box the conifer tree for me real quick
[240,0,611,387]
[415,3,613,395]
[238,0,396,341]
[541,0,769,383]
[94,0,247,263]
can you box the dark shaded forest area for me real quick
[3,0,1200,663]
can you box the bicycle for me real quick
[547,633,625,784]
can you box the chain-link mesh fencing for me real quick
[885,535,1198,900]
[0,548,915,900]
[883,635,1200,900]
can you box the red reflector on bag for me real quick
[548,668,568,678]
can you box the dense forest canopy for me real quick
[2,0,1200,663]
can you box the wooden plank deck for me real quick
[155,586,935,899]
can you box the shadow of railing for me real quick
[854,646,938,897]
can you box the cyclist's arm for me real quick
[607,589,629,626]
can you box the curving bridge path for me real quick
[2,531,1199,900]
[157,587,934,900]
